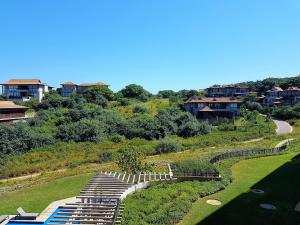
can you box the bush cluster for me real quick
[0,123,53,155]
[172,159,218,176]
[155,139,182,154]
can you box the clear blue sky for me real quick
[0,0,300,93]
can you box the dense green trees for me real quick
[56,119,105,142]
[117,146,152,173]
[157,90,176,99]
[1,82,272,159]
[243,75,300,93]
[0,123,53,155]
[120,84,151,101]
[157,89,203,100]
[83,86,114,107]
[271,103,300,120]
[125,114,163,140]
[156,108,212,137]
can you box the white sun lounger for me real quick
[16,207,39,219]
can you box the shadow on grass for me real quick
[198,154,300,225]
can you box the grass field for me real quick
[0,173,93,214]
[0,118,297,222]
[179,152,300,225]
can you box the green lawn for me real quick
[179,152,300,225]
[0,173,93,214]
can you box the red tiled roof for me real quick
[185,97,242,104]
[78,82,108,87]
[0,79,44,85]
[0,101,28,109]
[61,81,76,86]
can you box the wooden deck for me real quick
[45,171,174,225]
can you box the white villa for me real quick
[0,79,53,102]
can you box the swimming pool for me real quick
[8,207,77,225]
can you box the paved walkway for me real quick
[275,138,294,148]
[36,197,77,222]
[273,119,293,135]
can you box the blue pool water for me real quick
[8,207,78,225]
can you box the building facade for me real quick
[0,101,28,124]
[207,85,249,97]
[282,87,300,104]
[1,79,52,102]
[183,97,242,119]
[60,82,109,97]
[60,82,77,97]
[262,86,300,105]
[262,86,283,105]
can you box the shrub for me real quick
[155,139,182,154]
[110,135,126,143]
[99,151,113,163]
[156,108,181,135]
[55,119,106,142]
[83,86,114,107]
[0,123,54,155]
[172,160,218,176]
[132,106,149,114]
[178,120,211,138]
[117,146,152,173]
[118,98,131,106]
[218,123,237,131]
[245,101,262,111]
[157,90,176,98]
[125,115,164,140]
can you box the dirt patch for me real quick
[206,199,222,206]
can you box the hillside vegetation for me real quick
[0,84,276,178]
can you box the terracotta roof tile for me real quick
[0,79,43,85]
[78,82,108,87]
[61,81,76,86]
[0,101,28,109]
[185,97,242,104]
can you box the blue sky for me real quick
[0,0,300,93]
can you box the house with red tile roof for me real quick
[262,86,300,105]
[183,97,242,119]
[0,101,28,124]
[60,81,109,97]
[262,86,284,105]
[282,87,300,104]
[0,79,53,102]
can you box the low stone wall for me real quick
[120,182,150,201]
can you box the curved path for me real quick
[273,119,293,135]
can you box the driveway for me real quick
[273,119,293,135]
